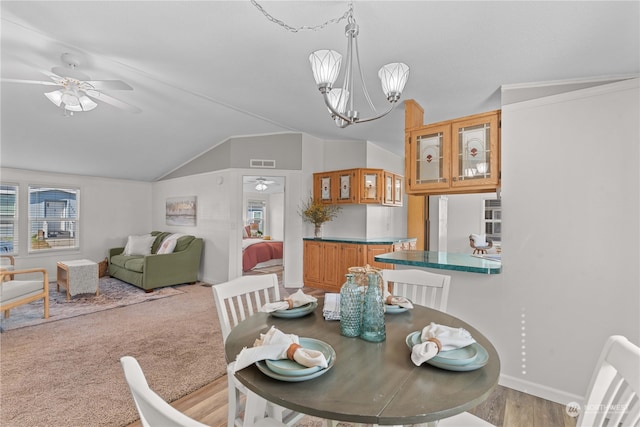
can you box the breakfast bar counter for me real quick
[374,250,502,275]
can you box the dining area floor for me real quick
[125,368,576,427]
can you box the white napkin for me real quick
[233,326,328,372]
[411,322,476,366]
[383,290,414,309]
[260,289,318,312]
[322,293,341,320]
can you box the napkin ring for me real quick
[385,296,394,305]
[287,343,302,360]
[286,299,294,309]
[426,337,442,353]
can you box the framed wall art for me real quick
[166,196,197,226]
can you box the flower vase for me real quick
[314,224,322,238]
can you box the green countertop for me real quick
[374,250,502,274]
[302,237,417,245]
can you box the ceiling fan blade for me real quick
[85,80,133,91]
[85,89,141,113]
[1,78,61,86]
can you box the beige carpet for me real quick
[0,281,227,427]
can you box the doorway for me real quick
[241,175,285,280]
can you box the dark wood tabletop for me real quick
[224,298,500,425]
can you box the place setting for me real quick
[260,289,318,318]
[233,325,335,382]
[384,290,413,314]
[406,322,489,371]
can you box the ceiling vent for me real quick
[250,159,276,168]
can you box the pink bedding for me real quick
[242,240,283,271]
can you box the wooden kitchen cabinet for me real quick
[405,100,500,195]
[314,168,402,206]
[303,238,416,291]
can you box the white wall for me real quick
[442,78,639,405]
[1,168,152,277]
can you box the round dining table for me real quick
[224,298,500,425]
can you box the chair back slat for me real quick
[212,274,280,341]
[578,335,640,426]
[381,269,451,312]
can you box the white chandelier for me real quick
[308,13,409,128]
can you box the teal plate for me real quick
[385,297,412,314]
[264,337,333,376]
[258,338,336,382]
[271,302,318,318]
[405,331,489,371]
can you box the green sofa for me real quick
[108,231,203,291]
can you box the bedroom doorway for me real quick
[241,175,285,281]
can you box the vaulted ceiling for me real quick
[1,1,638,181]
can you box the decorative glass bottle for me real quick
[360,272,386,342]
[340,273,361,337]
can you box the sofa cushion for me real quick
[124,257,145,273]
[174,235,195,252]
[111,254,143,269]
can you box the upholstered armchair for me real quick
[0,268,49,319]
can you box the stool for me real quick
[57,259,99,300]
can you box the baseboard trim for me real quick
[499,373,583,405]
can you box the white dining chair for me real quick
[212,274,303,427]
[120,355,209,427]
[121,356,288,427]
[577,335,640,427]
[381,268,451,312]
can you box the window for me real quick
[28,185,79,252]
[0,184,18,254]
[483,198,501,244]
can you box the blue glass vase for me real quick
[340,273,361,337]
[360,272,386,342]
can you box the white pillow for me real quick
[471,234,488,247]
[157,237,178,254]
[124,234,156,256]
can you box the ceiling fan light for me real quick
[255,182,268,191]
[44,90,63,107]
[309,50,342,92]
[378,62,410,102]
[61,91,80,107]
[65,104,82,112]
[79,95,98,111]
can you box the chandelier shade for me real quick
[309,50,342,91]
[379,63,410,102]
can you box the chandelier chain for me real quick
[250,0,353,33]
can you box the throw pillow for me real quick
[157,238,177,255]
[124,234,156,256]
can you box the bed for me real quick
[242,238,283,272]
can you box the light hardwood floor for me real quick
[126,375,577,427]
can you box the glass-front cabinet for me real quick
[406,109,500,195]
[313,168,402,206]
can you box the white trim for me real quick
[499,373,583,406]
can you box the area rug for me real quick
[0,276,184,332]
[0,282,227,427]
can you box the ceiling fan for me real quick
[250,177,276,191]
[2,52,141,115]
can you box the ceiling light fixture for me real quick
[255,182,268,191]
[251,1,408,128]
[308,7,409,128]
